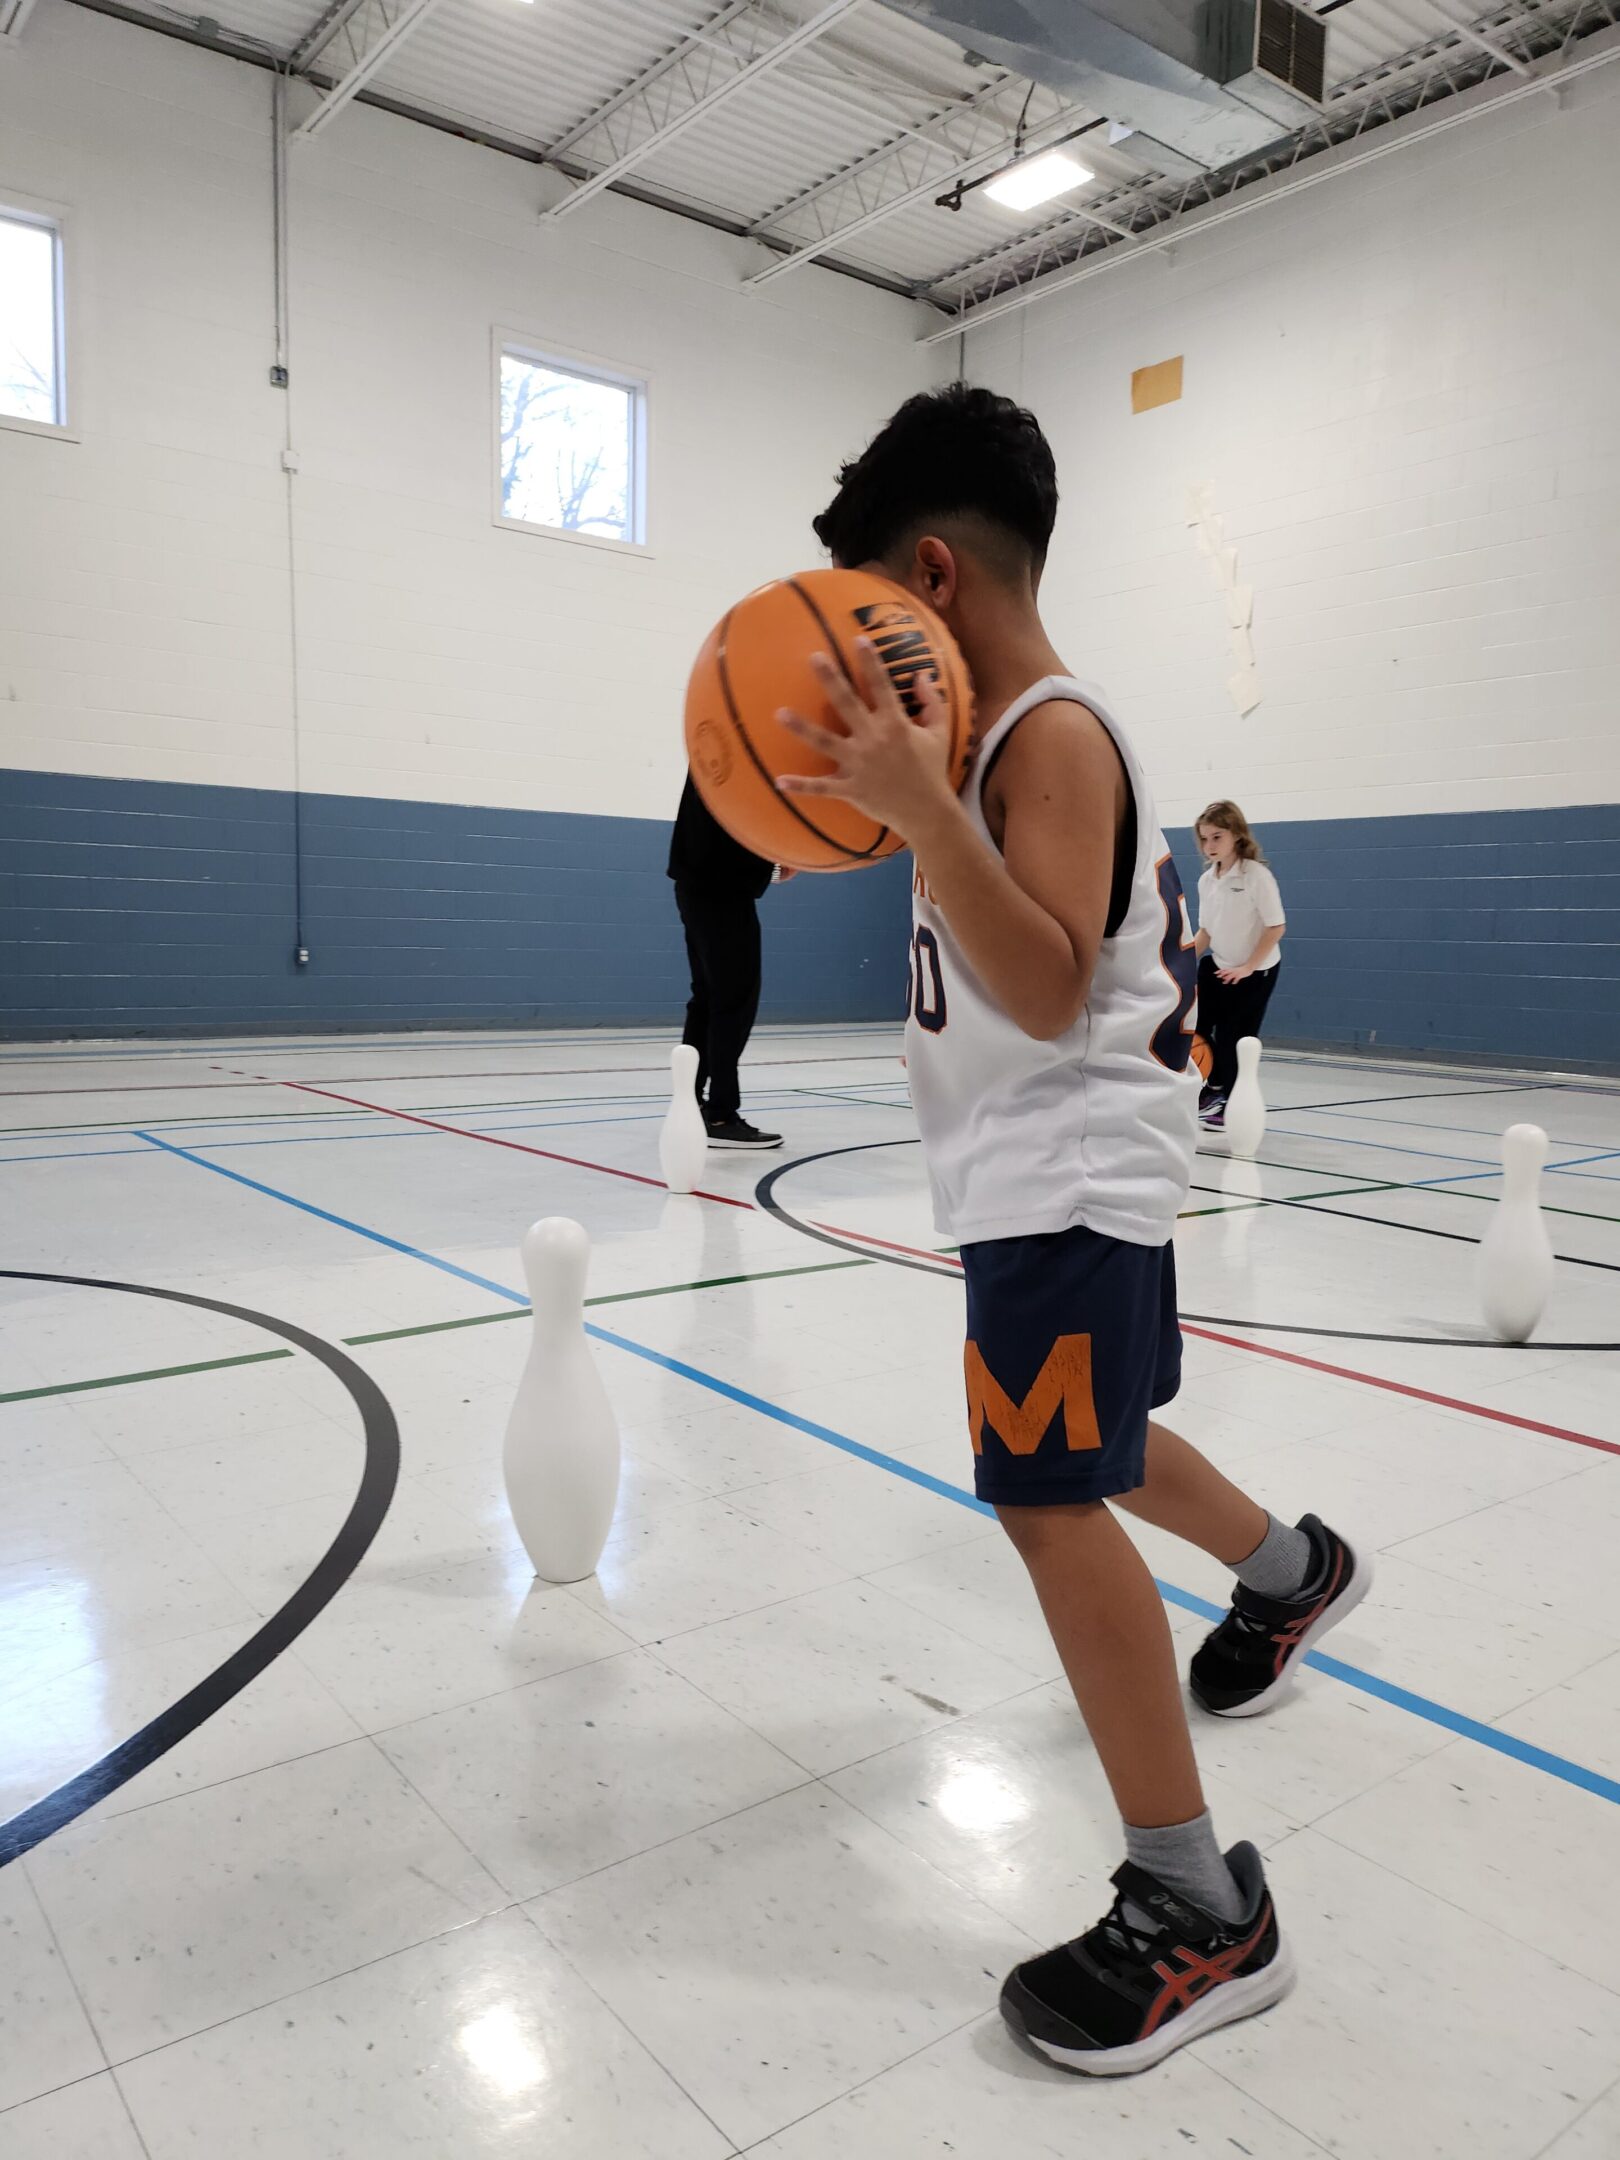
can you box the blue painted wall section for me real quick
[3,770,1616,1065]
[0,769,911,1038]
[1168,802,1620,1071]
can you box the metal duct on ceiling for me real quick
[872,0,1328,177]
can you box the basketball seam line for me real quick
[714,602,855,860]
[786,576,896,862]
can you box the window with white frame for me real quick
[498,344,645,545]
[0,209,63,430]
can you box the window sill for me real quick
[0,412,78,444]
[493,511,652,558]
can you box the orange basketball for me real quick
[1192,1032,1214,1082]
[684,568,974,872]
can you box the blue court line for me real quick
[1407,1150,1620,1192]
[134,1132,526,1304]
[1263,1125,1620,1183]
[131,1132,1620,1812]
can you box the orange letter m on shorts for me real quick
[963,1335,1102,1457]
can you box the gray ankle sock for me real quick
[1233,1512,1314,1600]
[1123,1811,1245,1925]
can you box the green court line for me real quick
[1177,1200,1272,1219]
[1282,1179,1405,1202]
[0,1256,873,1407]
[0,1348,293,1404]
[348,1255,873,1346]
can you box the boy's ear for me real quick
[912,534,958,612]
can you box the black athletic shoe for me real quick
[1190,1515,1370,1718]
[1199,1096,1227,1130]
[1000,1843,1293,2076]
[704,1116,782,1150]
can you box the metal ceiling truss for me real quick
[744,74,1103,286]
[289,0,452,139]
[924,0,1620,332]
[543,0,861,221]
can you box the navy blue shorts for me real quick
[960,1224,1181,1507]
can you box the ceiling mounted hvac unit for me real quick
[1204,0,1329,129]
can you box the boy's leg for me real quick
[1118,1420,1371,1718]
[966,1227,1293,2073]
[1113,1420,1269,1565]
[996,1500,1204,1831]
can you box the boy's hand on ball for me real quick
[777,640,956,840]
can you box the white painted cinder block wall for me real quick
[963,62,1620,831]
[0,4,933,821]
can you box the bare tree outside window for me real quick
[0,215,61,428]
[499,352,641,543]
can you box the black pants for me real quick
[675,882,761,1124]
[1197,956,1279,1098]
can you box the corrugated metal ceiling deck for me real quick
[72,0,1612,301]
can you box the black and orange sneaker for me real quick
[1000,1843,1293,2076]
[1190,1515,1370,1719]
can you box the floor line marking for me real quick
[240,1075,755,1210]
[0,1255,876,1407]
[1257,1124,1620,1181]
[0,1052,906,1102]
[0,1347,293,1404]
[762,1154,1620,1456]
[0,1080,840,1143]
[1274,1102,1620,1154]
[0,1024,897,1068]
[133,1134,1620,1810]
[134,1133,527,1302]
[118,1123,1618,1457]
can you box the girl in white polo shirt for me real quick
[1194,800,1286,1131]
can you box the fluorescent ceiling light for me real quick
[983,149,1093,213]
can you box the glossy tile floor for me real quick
[2,1023,1618,2158]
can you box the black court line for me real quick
[0,1271,400,1868]
[1186,1180,1620,1276]
[1280,1084,1568,1113]
[758,1142,1620,1349]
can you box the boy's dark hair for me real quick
[812,383,1058,580]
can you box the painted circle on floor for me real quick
[0,1268,400,1867]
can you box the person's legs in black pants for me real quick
[680,914,712,1110]
[1199,958,1280,1101]
[674,884,761,1125]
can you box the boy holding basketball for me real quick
[780,385,1368,2075]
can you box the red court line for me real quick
[1176,1323,1620,1459]
[250,1075,756,1211]
[810,1219,959,1265]
[240,1076,1620,1460]
[806,1222,1620,1460]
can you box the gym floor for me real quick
[2,1024,1618,2159]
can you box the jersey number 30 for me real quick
[1149,854,1198,1071]
[909,927,948,1033]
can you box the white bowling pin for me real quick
[1478,1123,1554,1343]
[1224,1036,1267,1158]
[502,1217,621,1583]
[659,1043,709,1194]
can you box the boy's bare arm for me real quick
[915,705,1119,1040]
[777,648,1118,1042]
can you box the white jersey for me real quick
[906,676,1200,1248]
